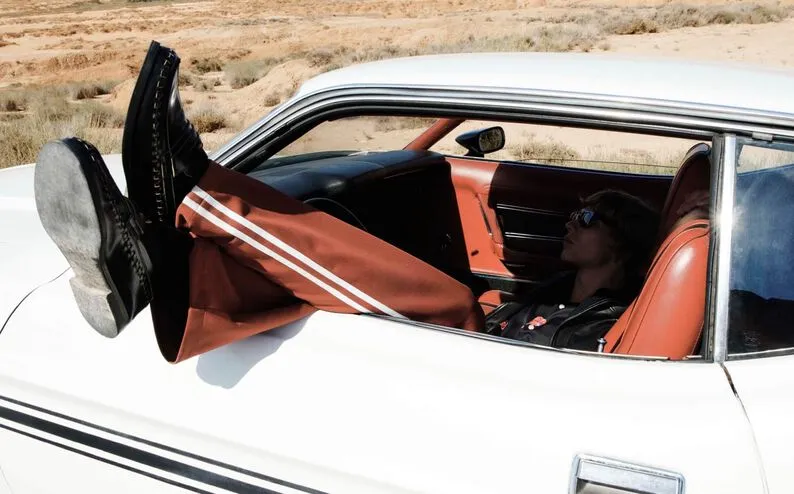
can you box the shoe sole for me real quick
[34,139,129,338]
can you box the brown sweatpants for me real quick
[157,161,484,363]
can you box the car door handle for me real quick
[570,454,685,494]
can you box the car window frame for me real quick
[722,136,794,361]
[211,89,794,363]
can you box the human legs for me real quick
[35,40,484,364]
[163,161,484,361]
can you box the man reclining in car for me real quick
[32,42,660,363]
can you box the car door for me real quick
[0,273,764,493]
[716,136,794,494]
[448,156,670,282]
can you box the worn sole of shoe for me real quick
[34,139,129,338]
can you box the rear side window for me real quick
[728,139,794,355]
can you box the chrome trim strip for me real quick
[711,135,737,363]
[504,232,563,243]
[211,87,794,166]
[728,347,794,360]
[495,204,567,218]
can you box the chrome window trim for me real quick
[363,312,710,362]
[704,135,737,363]
[212,86,794,166]
[495,204,568,218]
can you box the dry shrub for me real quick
[510,137,580,163]
[44,51,117,71]
[602,4,791,35]
[194,78,218,92]
[178,71,194,87]
[225,58,279,89]
[80,101,125,128]
[189,106,227,133]
[656,4,790,28]
[607,17,659,35]
[0,91,27,112]
[373,116,436,132]
[313,27,601,73]
[427,25,601,54]
[69,80,117,100]
[263,92,282,106]
[190,56,224,74]
[307,48,337,67]
[226,48,252,61]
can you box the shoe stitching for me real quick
[151,50,178,225]
[72,137,153,301]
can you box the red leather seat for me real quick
[604,143,712,358]
[657,142,711,239]
[603,217,709,358]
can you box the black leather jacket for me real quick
[485,273,631,351]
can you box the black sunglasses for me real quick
[569,207,601,228]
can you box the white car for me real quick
[1,52,794,494]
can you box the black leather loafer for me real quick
[122,40,208,226]
[34,138,154,337]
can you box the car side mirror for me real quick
[455,126,506,158]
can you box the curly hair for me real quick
[581,189,660,282]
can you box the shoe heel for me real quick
[69,276,128,338]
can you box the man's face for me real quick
[561,209,619,268]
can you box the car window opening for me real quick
[246,114,715,360]
[728,139,794,357]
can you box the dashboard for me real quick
[247,150,471,278]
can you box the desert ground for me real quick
[1,0,793,169]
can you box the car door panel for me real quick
[0,277,764,493]
[448,157,671,282]
[725,356,794,494]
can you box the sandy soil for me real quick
[1,0,793,160]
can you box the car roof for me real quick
[297,52,794,118]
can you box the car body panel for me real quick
[0,156,126,330]
[725,355,794,494]
[3,53,793,492]
[0,273,765,493]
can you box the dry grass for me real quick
[69,80,118,100]
[188,105,228,133]
[0,105,124,168]
[373,116,437,132]
[263,91,283,106]
[510,137,582,163]
[314,24,605,72]
[190,56,223,74]
[557,4,794,36]
[225,58,279,89]
[193,77,220,92]
[0,84,125,168]
[507,137,680,174]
